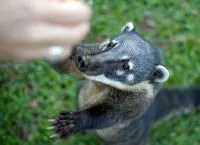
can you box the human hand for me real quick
[0,0,91,62]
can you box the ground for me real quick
[0,0,199,145]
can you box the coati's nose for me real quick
[76,55,88,71]
[76,55,103,75]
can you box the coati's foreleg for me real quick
[50,89,152,139]
[51,102,122,138]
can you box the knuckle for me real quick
[26,1,42,20]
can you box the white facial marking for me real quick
[121,56,129,59]
[127,74,135,81]
[112,40,118,44]
[101,39,119,51]
[100,39,110,50]
[128,61,134,69]
[84,74,126,90]
[109,40,119,49]
[116,70,125,76]
[102,46,107,51]
[84,75,154,98]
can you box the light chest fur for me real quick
[78,80,157,143]
[78,80,110,109]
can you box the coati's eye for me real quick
[102,40,118,52]
[122,63,130,70]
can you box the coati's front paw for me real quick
[48,111,81,139]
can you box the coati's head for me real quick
[75,22,169,91]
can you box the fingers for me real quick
[22,22,90,46]
[5,45,73,62]
[32,0,91,25]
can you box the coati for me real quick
[49,22,200,145]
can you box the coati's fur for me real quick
[49,22,200,145]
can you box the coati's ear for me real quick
[152,65,169,83]
[121,22,135,32]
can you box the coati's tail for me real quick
[154,86,200,121]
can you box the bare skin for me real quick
[0,0,91,62]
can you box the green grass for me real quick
[0,0,200,145]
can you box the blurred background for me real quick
[0,0,199,145]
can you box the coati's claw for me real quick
[49,134,58,138]
[49,111,81,139]
[48,119,56,123]
[47,126,55,130]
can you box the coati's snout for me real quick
[76,54,103,76]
